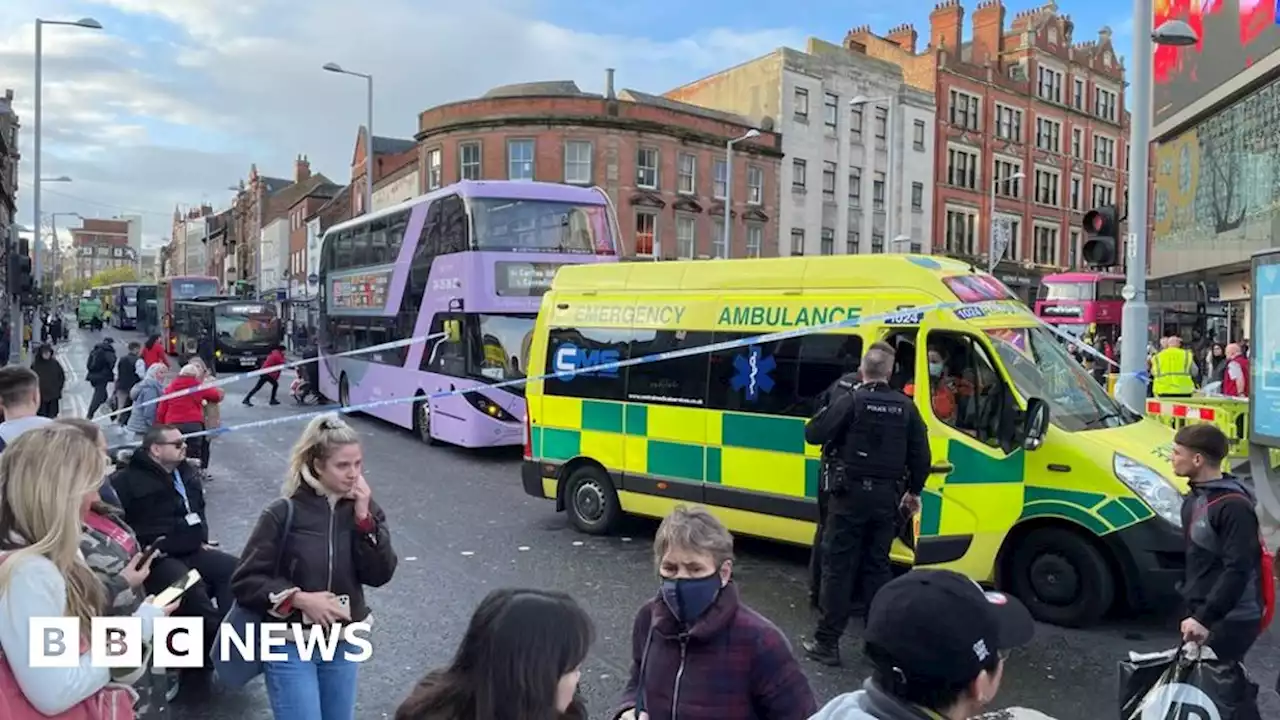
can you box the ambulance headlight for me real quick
[1113,453,1182,528]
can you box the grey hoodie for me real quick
[809,680,1058,720]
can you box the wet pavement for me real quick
[49,327,1280,719]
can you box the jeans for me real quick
[264,640,361,720]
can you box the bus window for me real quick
[335,230,355,269]
[440,196,468,254]
[424,314,467,377]
[386,210,409,261]
[369,218,389,265]
[1043,282,1094,301]
[470,314,534,382]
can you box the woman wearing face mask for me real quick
[905,347,957,424]
[231,413,397,720]
[614,506,816,720]
[395,588,591,720]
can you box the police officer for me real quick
[801,341,931,666]
[806,356,861,609]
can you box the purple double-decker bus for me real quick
[317,180,619,447]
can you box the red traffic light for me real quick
[1081,205,1117,237]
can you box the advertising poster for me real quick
[1250,249,1280,446]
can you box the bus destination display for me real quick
[495,262,560,297]
[330,269,392,310]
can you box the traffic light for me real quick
[10,237,34,303]
[1081,205,1119,268]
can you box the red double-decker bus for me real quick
[1034,271,1124,340]
[158,275,220,355]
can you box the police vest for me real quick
[1152,347,1195,396]
[837,384,912,480]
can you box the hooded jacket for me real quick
[395,670,588,720]
[156,374,223,426]
[126,375,165,435]
[140,342,166,370]
[86,341,116,385]
[31,351,65,401]
[1180,474,1265,627]
[261,348,286,381]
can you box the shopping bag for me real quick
[1119,646,1259,720]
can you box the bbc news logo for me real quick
[29,618,374,668]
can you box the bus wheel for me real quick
[338,374,351,409]
[1006,527,1114,627]
[413,394,439,446]
[564,465,620,535]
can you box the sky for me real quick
[0,0,1134,252]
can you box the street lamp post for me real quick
[851,95,898,244]
[323,63,374,215]
[988,170,1025,266]
[723,129,761,258]
[33,17,102,297]
[1114,16,1198,412]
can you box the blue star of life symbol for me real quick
[731,345,775,402]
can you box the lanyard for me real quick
[172,470,191,514]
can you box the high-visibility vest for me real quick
[1152,347,1196,396]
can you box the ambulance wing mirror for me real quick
[1022,397,1050,451]
[443,319,462,344]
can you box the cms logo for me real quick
[554,344,619,381]
[1139,683,1220,720]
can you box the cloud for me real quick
[0,0,803,249]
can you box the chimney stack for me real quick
[970,0,1006,67]
[605,68,616,100]
[929,0,964,52]
[886,24,919,54]
[295,154,311,183]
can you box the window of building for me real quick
[1034,168,1060,207]
[874,107,888,141]
[824,92,839,129]
[1037,65,1063,104]
[676,214,696,259]
[871,230,885,254]
[944,207,978,255]
[794,88,810,121]
[1071,127,1083,159]
[849,167,862,205]
[993,158,1022,198]
[821,227,835,255]
[459,142,481,180]
[823,162,837,200]
[1094,87,1118,123]
[1035,117,1061,153]
[677,153,696,195]
[1091,181,1115,208]
[746,224,763,258]
[947,146,979,190]
[507,139,534,181]
[949,90,980,130]
[847,230,860,255]
[913,120,927,151]
[994,104,1023,142]
[1034,224,1059,266]
[1073,77,1085,110]
[792,159,807,191]
[1125,142,1132,172]
[911,182,924,210]
[564,141,592,185]
[1068,228,1082,268]
[873,172,886,209]
[747,166,763,205]
[636,147,659,189]
[1070,175,1083,211]
[634,211,656,256]
[850,105,863,139]
[713,159,728,199]
[712,220,728,259]
[426,148,443,189]
[1093,135,1116,167]
[790,228,805,255]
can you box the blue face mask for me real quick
[660,573,722,626]
[928,362,944,377]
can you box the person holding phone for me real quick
[232,413,398,720]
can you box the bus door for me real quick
[912,313,1025,581]
[422,312,471,440]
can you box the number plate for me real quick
[240,357,256,366]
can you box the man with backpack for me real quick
[1171,423,1273,670]
[86,337,117,419]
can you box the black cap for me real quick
[864,569,1035,685]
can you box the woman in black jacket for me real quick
[30,343,66,418]
[231,413,397,720]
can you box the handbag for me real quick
[209,498,294,688]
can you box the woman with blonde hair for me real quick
[0,424,171,718]
[156,360,222,479]
[231,413,397,719]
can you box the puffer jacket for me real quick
[126,377,164,435]
[230,469,397,624]
[156,374,222,426]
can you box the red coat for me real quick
[141,344,167,370]
[262,349,286,381]
[156,375,223,426]
[1222,355,1249,398]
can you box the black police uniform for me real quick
[802,378,930,665]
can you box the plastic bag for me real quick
[1119,645,1260,720]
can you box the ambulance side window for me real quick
[927,331,1008,447]
[543,327,631,402]
[626,330,710,407]
[705,333,861,417]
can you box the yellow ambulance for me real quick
[519,255,1187,627]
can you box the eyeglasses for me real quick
[158,440,186,448]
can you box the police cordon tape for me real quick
[104,297,1169,448]
[92,332,446,426]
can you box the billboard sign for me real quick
[1154,0,1280,126]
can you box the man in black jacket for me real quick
[111,424,238,697]
[114,341,144,425]
[1172,423,1265,665]
[85,337,116,418]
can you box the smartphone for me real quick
[150,569,201,607]
[138,536,166,566]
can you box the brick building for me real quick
[844,0,1134,302]
[227,165,293,290]
[70,218,138,280]
[0,89,18,303]
[415,73,784,259]
[350,130,420,214]
[284,176,341,299]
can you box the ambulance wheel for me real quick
[1007,527,1114,627]
[564,466,620,535]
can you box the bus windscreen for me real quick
[470,199,614,255]
[216,307,279,346]
[173,279,219,300]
